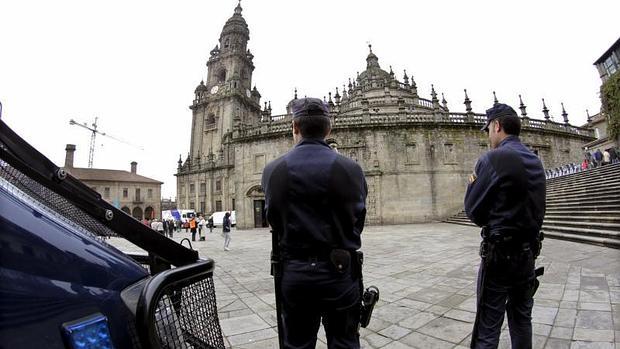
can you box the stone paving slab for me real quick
[109,223,620,348]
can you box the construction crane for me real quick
[69,117,143,168]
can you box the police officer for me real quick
[465,103,546,348]
[261,97,368,349]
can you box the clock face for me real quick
[246,89,251,98]
[210,85,219,94]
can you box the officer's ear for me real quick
[493,119,502,133]
[292,120,301,136]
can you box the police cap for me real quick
[291,97,330,118]
[482,103,518,131]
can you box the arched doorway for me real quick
[246,185,268,228]
[132,207,143,220]
[144,207,154,220]
[121,206,130,215]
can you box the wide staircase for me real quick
[445,162,620,248]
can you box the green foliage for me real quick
[601,71,620,140]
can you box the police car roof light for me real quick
[61,313,115,349]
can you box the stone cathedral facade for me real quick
[176,4,594,229]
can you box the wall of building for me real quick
[85,180,162,219]
[216,119,592,229]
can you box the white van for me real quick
[162,209,195,227]
[209,211,236,227]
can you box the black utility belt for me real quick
[282,249,362,275]
[282,249,356,260]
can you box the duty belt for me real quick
[281,249,362,276]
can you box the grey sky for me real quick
[1,0,618,199]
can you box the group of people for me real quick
[144,218,177,237]
[261,98,547,348]
[583,147,619,168]
[545,147,619,179]
[187,212,233,251]
[143,212,233,251]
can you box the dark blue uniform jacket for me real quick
[261,138,368,255]
[464,136,546,239]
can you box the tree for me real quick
[601,71,620,141]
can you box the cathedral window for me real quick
[443,143,457,164]
[189,184,195,194]
[405,144,419,164]
[215,179,222,192]
[254,154,265,173]
[224,39,230,48]
[217,69,226,83]
[206,113,216,125]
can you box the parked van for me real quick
[162,209,195,223]
[209,211,236,227]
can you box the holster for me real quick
[525,267,545,299]
[270,250,281,278]
[330,249,352,274]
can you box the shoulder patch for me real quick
[468,172,477,184]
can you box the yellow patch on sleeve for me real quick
[468,172,477,184]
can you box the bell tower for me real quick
[188,2,262,165]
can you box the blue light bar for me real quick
[62,313,115,349]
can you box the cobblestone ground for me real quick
[110,223,620,348]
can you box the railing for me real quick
[417,99,434,108]
[229,111,594,140]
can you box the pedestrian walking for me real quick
[222,212,232,250]
[594,149,603,167]
[603,149,611,166]
[465,103,546,348]
[189,215,197,241]
[198,215,205,240]
[168,219,174,238]
[208,215,214,233]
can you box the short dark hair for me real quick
[294,115,331,139]
[496,115,521,136]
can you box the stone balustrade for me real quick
[236,111,594,140]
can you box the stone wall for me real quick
[226,117,592,229]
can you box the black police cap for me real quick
[482,103,518,131]
[291,97,330,118]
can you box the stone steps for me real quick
[542,230,620,248]
[544,215,620,224]
[546,198,620,207]
[444,162,620,249]
[543,219,620,230]
[547,162,620,183]
[544,210,620,216]
[546,186,620,200]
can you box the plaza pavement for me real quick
[110,223,620,348]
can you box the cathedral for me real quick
[176,4,594,229]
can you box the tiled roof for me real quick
[64,167,163,184]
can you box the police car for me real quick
[0,120,225,348]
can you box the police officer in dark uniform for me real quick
[261,97,368,349]
[465,103,546,349]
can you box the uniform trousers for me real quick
[472,246,535,349]
[280,259,360,349]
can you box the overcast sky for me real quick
[1,0,618,199]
